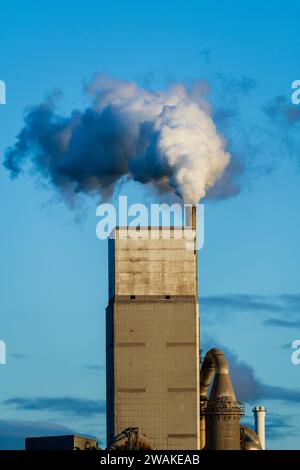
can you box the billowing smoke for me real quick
[4,75,231,204]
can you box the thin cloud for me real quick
[264,318,300,328]
[5,396,106,417]
[280,342,294,350]
[263,94,300,164]
[265,413,300,441]
[200,294,283,313]
[242,413,299,442]
[200,293,300,327]
[83,364,105,371]
[264,95,300,125]
[0,419,74,450]
[200,49,212,64]
[10,353,29,360]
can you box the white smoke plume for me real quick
[4,75,231,204]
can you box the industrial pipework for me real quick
[200,348,245,450]
[107,428,153,451]
[240,425,263,450]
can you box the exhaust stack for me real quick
[184,205,197,231]
[253,406,266,450]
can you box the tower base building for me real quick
[106,227,200,450]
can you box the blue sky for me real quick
[1,0,300,449]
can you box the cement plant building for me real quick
[106,226,200,450]
[25,215,266,451]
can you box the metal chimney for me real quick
[184,205,197,231]
[252,406,266,450]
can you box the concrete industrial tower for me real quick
[106,222,200,449]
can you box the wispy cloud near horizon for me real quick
[200,293,300,327]
[4,396,106,417]
[0,419,74,450]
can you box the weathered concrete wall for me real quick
[110,228,197,298]
[106,228,200,450]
